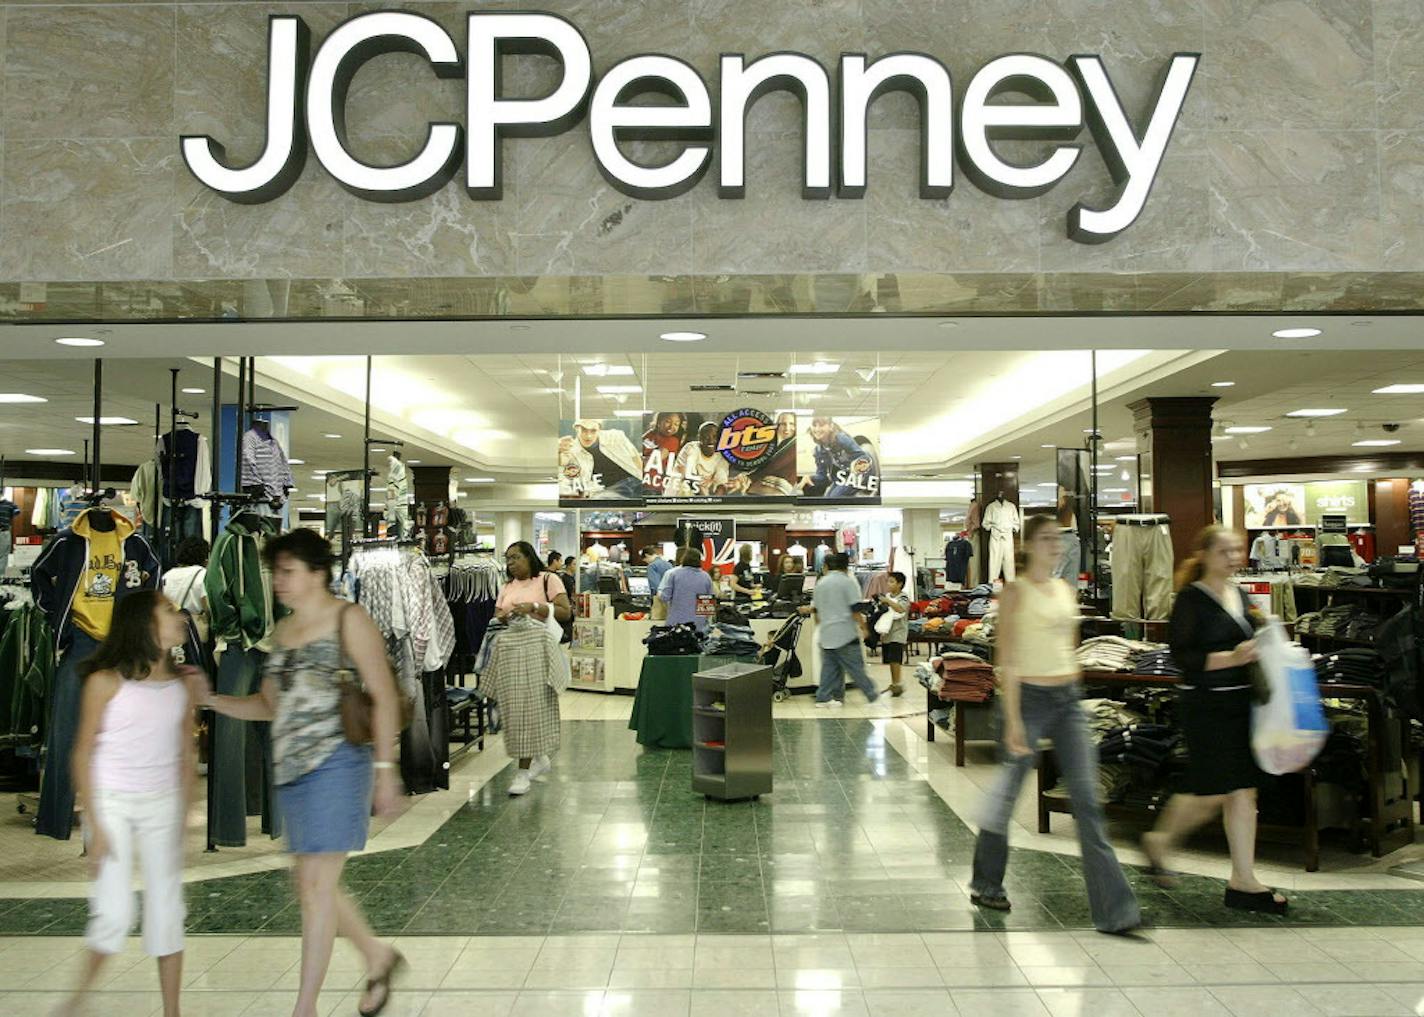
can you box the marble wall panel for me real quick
[1208,129,1382,272]
[863,127,1039,273]
[0,139,176,281]
[511,132,692,275]
[4,5,174,140]
[1197,0,1374,130]
[1380,130,1424,272]
[1375,0,1424,130]
[691,130,866,273]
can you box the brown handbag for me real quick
[334,604,413,745]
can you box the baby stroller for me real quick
[760,612,806,701]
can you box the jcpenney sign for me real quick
[182,12,1199,244]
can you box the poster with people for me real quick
[1242,484,1307,528]
[558,410,880,507]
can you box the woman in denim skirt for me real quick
[968,515,1141,935]
[201,529,407,1017]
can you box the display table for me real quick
[628,655,701,748]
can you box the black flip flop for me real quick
[358,951,407,1017]
[1224,887,1289,915]
[970,893,1012,912]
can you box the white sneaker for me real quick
[529,756,552,782]
[814,700,844,709]
[508,769,533,796]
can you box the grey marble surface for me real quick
[0,0,1417,306]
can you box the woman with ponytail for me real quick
[1142,525,1288,914]
[968,515,1140,934]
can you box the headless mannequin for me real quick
[385,452,410,539]
[85,506,116,532]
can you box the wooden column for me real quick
[1129,397,1217,566]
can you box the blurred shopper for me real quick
[877,571,911,697]
[658,547,715,630]
[810,552,880,708]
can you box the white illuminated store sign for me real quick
[181,11,1199,244]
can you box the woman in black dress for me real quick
[1141,525,1288,914]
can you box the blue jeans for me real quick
[38,630,100,840]
[971,681,1140,932]
[816,641,879,703]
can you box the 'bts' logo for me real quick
[717,409,777,468]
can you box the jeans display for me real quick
[37,630,99,840]
[1053,529,1081,582]
[212,647,277,846]
[1109,517,1174,621]
[159,504,204,567]
[816,641,879,703]
[971,681,1140,933]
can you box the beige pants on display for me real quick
[1110,523,1174,620]
[987,530,1015,583]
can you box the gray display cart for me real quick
[692,662,773,801]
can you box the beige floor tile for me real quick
[418,990,519,1017]
[691,968,777,990]
[1018,966,1113,989]
[852,967,946,989]
[688,989,781,1017]
[613,946,694,970]
[1179,962,1278,985]
[508,989,607,1017]
[777,989,870,1016]
[1207,985,1325,1017]
[607,967,694,989]
[1097,962,1193,987]
[863,988,960,1017]
[438,966,532,990]
[1036,987,1144,1017]
[1122,987,1233,1017]
[776,967,861,990]
[1301,984,1412,1017]
[936,965,1030,988]
[949,987,1053,1017]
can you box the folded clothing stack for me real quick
[644,623,704,656]
[924,655,996,702]
[1077,635,1162,672]
[966,597,992,617]
[1313,647,1388,688]
[1296,605,1383,643]
[1130,647,1182,678]
[703,623,760,658]
[1098,723,1178,768]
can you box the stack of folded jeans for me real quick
[703,623,760,657]
[1097,723,1178,768]
[644,624,704,656]
[1077,635,1160,672]
[1313,648,1387,688]
[1130,647,1182,678]
[926,656,995,702]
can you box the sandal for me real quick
[358,950,407,1017]
[1223,887,1289,915]
[890,685,904,698]
[970,893,1012,912]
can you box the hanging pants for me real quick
[37,631,100,840]
[987,529,1015,583]
[1110,522,1174,621]
[212,647,277,846]
[1053,529,1081,582]
[386,502,411,540]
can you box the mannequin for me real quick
[240,416,295,517]
[983,492,1021,583]
[384,451,411,539]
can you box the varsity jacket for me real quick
[206,514,281,651]
[30,509,161,650]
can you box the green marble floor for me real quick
[3,719,1424,937]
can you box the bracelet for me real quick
[373,761,396,771]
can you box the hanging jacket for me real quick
[31,509,161,651]
[0,603,55,738]
[130,460,158,527]
[206,513,280,651]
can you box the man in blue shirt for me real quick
[642,545,672,597]
[809,552,881,707]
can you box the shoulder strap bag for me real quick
[334,603,414,744]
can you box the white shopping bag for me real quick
[875,609,901,636]
[1250,618,1329,775]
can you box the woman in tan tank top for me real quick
[969,515,1141,934]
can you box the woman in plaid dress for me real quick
[491,541,572,796]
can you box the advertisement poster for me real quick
[1303,481,1368,526]
[559,410,880,507]
[1242,484,1307,528]
[677,517,738,572]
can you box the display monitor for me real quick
[627,576,650,596]
[802,574,818,593]
[775,573,804,600]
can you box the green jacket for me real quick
[206,514,281,650]
[0,604,55,739]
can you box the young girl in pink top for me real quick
[58,590,197,1017]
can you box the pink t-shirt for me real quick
[92,679,187,793]
[496,572,564,614]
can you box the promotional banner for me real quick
[1242,484,1307,528]
[559,411,881,507]
[677,517,737,572]
[1303,481,1368,526]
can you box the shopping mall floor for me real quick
[3,666,1424,1016]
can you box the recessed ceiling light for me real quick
[1286,409,1347,418]
[1103,488,1129,493]
[1115,455,1137,462]
[1224,426,1272,434]
[1272,327,1322,339]
[1040,444,1055,449]
[597,385,642,395]
[465,477,495,483]
[181,387,206,395]
[1374,384,1424,395]
[0,393,47,403]
[789,362,840,375]
[938,321,959,329]
[75,416,138,425]
[782,383,828,393]
[407,459,422,464]
[1010,455,1021,460]
[323,433,342,439]
[774,408,815,417]
[660,331,706,342]
[1211,381,1235,388]
[1210,435,1229,442]
[26,448,75,456]
[1037,482,1057,488]
[1350,321,1372,327]
[55,337,104,347]
[1352,439,1401,447]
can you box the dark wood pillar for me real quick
[1129,397,1217,565]
[411,465,452,553]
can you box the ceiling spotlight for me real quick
[1211,381,1235,388]
[1286,409,1347,418]
[1040,444,1055,449]
[0,393,47,403]
[181,387,206,395]
[55,337,104,347]
[26,448,75,456]
[75,416,138,426]
[1272,327,1322,339]
[324,433,342,439]
[1353,439,1401,447]
[660,331,706,342]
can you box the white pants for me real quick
[86,788,186,957]
[987,529,1015,582]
